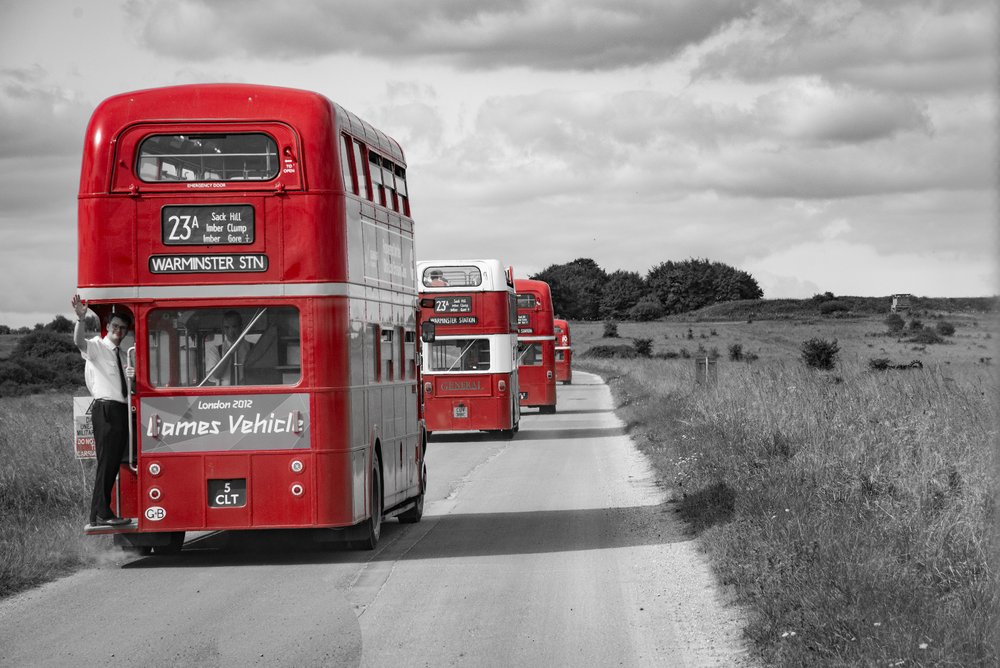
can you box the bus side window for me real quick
[382,158,397,212]
[369,151,384,207]
[366,324,378,383]
[381,327,393,381]
[352,141,369,200]
[394,165,408,216]
[340,134,356,194]
[403,329,416,380]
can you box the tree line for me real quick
[532,257,763,320]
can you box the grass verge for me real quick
[580,358,999,666]
[0,393,114,598]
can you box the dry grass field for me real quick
[576,311,999,666]
[0,393,115,598]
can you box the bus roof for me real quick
[80,83,404,194]
[417,259,512,292]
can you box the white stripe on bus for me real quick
[78,282,415,303]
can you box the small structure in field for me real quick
[890,294,914,313]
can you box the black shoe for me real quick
[95,516,130,526]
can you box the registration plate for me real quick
[208,478,247,508]
[453,405,468,418]
[519,392,528,400]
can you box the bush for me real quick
[907,319,924,332]
[908,328,944,345]
[582,344,637,359]
[819,300,849,314]
[801,338,840,370]
[632,338,653,357]
[13,331,77,358]
[884,313,905,334]
[728,343,743,361]
[628,296,664,321]
[868,357,892,371]
[603,321,619,338]
[935,321,956,336]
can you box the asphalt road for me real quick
[0,372,746,667]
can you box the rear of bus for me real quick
[77,84,423,552]
[513,279,557,414]
[553,318,572,384]
[417,261,520,439]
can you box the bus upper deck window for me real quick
[137,133,279,183]
[340,134,356,193]
[352,141,369,200]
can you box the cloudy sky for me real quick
[0,0,996,327]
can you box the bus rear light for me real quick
[148,487,162,501]
[423,381,432,395]
[546,370,553,379]
[290,459,304,473]
[498,379,507,393]
[148,462,162,477]
[290,483,304,497]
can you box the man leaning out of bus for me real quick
[72,294,133,527]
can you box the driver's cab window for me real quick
[147,306,301,388]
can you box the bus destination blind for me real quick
[434,296,472,313]
[162,204,255,245]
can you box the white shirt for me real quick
[204,336,251,385]
[80,333,129,403]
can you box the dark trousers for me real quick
[90,400,128,522]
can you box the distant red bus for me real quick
[77,84,425,553]
[553,318,572,384]
[417,260,520,439]
[513,279,556,414]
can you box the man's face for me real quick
[108,317,128,345]
[223,318,242,343]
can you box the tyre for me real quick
[353,457,383,549]
[540,404,557,415]
[398,462,426,524]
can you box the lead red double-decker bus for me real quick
[553,318,572,384]
[513,279,557,414]
[416,260,520,440]
[77,84,425,553]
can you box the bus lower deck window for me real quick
[147,306,300,388]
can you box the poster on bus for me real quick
[72,396,96,459]
[140,393,310,453]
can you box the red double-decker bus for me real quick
[513,279,557,414]
[553,318,572,384]
[76,84,425,553]
[416,260,520,439]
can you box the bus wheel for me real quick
[354,459,383,549]
[398,462,426,524]
[500,427,515,440]
[540,405,557,415]
[152,532,185,555]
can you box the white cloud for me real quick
[696,0,998,93]
[746,240,999,298]
[129,0,750,70]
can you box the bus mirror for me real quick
[420,322,436,343]
[419,298,435,309]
